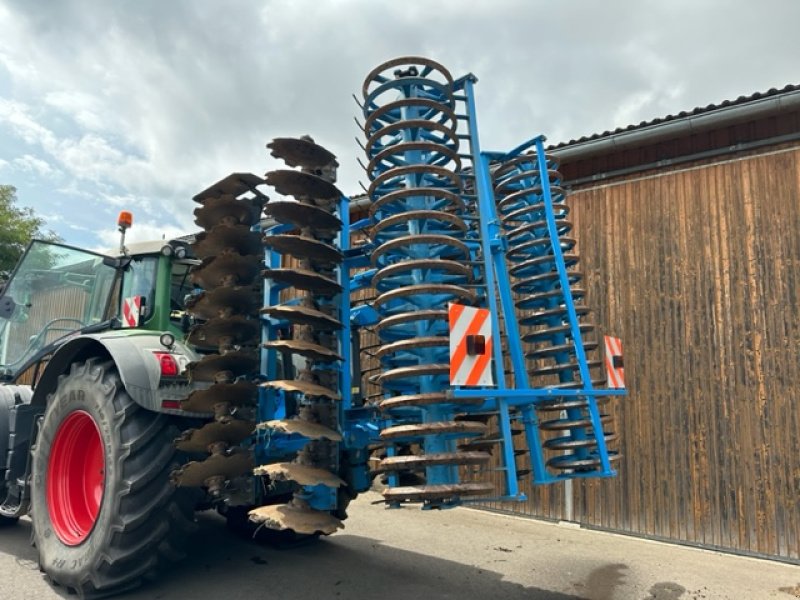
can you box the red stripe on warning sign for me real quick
[604,335,624,388]
[449,307,489,382]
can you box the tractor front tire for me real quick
[30,358,196,597]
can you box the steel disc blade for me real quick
[382,482,494,503]
[380,421,487,441]
[376,363,450,385]
[262,234,342,263]
[257,419,342,441]
[248,502,343,535]
[175,420,255,453]
[187,316,260,349]
[267,138,339,169]
[262,340,342,362]
[379,392,482,411]
[378,451,490,471]
[262,268,342,294]
[194,225,262,259]
[191,254,261,289]
[375,336,448,360]
[172,451,253,487]
[186,286,261,319]
[264,201,342,231]
[193,173,266,203]
[181,380,258,413]
[261,379,341,400]
[188,351,259,382]
[194,196,261,229]
[265,170,342,201]
[254,463,345,487]
[260,304,342,330]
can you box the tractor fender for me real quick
[31,331,208,415]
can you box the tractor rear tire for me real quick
[30,358,197,598]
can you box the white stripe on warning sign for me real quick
[449,303,494,387]
[604,335,624,389]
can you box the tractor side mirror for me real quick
[102,256,132,270]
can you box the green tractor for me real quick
[0,215,206,596]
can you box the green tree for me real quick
[0,185,61,281]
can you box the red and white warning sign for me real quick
[449,303,493,387]
[604,335,625,389]
[122,296,142,328]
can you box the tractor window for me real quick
[0,241,117,379]
[169,260,200,324]
[119,256,158,323]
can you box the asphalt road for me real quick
[1,491,799,600]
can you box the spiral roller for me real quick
[249,136,347,535]
[492,154,620,472]
[171,173,266,499]
[361,57,493,505]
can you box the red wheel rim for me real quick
[46,410,105,546]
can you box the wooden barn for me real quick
[471,84,800,563]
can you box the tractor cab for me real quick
[0,229,196,383]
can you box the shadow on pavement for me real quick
[0,513,589,600]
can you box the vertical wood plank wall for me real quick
[513,144,800,560]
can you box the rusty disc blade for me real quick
[377,363,450,385]
[257,419,342,441]
[262,234,342,263]
[187,316,260,350]
[373,284,476,309]
[193,173,266,203]
[382,482,494,503]
[380,421,487,440]
[181,380,258,413]
[188,350,259,382]
[371,234,469,266]
[172,451,254,487]
[265,170,342,201]
[261,379,341,400]
[262,340,342,362]
[191,253,261,289]
[378,451,491,472]
[194,225,262,259]
[194,195,261,229]
[175,420,255,453]
[375,336,448,360]
[264,201,341,231]
[254,463,345,488]
[262,268,341,294]
[375,310,448,333]
[187,286,261,320]
[267,137,339,169]
[260,304,342,330]
[379,392,483,411]
[248,502,343,535]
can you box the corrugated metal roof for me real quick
[548,83,800,150]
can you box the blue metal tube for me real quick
[462,77,521,498]
[452,388,626,400]
[533,137,613,474]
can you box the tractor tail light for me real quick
[153,352,179,377]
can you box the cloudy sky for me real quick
[0,0,798,250]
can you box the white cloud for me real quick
[0,0,799,250]
[11,154,59,178]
